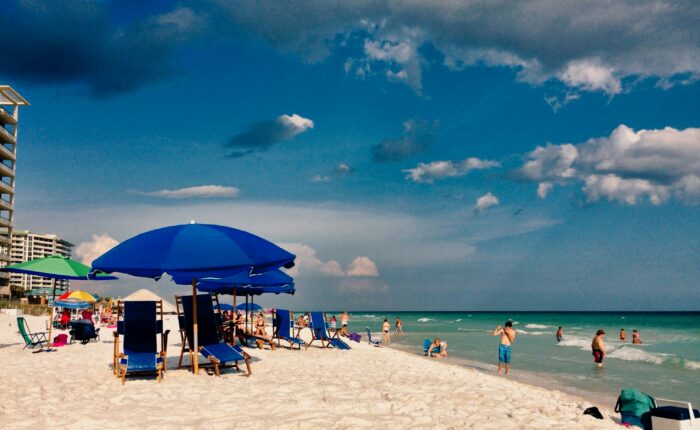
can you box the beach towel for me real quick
[349,333,361,343]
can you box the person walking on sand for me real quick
[556,326,563,342]
[620,328,627,341]
[382,318,391,343]
[632,329,642,344]
[330,315,337,332]
[341,311,349,328]
[592,330,607,367]
[395,317,403,335]
[492,321,516,374]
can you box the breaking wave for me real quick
[525,324,552,329]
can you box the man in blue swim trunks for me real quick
[492,321,516,374]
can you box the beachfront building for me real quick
[0,86,29,297]
[9,231,74,294]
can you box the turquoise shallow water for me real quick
[339,312,700,406]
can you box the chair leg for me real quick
[121,367,126,385]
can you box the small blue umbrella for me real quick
[54,299,92,310]
[192,269,295,296]
[218,303,234,312]
[236,303,263,312]
[91,222,295,375]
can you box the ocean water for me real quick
[343,312,700,406]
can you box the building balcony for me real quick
[0,108,16,126]
[0,181,12,195]
[0,271,9,279]
[0,144,15,161]
[0,199,11,211]
[0,217,10,228]
[0,126,15,145]
[0,235,10,245]
[0,163,13,178]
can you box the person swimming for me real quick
[620,328,627,341]
[556,326,563,342]
[591,329,607,367]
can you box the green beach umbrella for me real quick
[2,255,116,349]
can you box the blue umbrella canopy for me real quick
[218,303,234,312]
[54,299,92,309]
[91,223,295,279]
[236,303,263,311]
[187,269,295,296]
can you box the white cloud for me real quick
[345,256,379,277]
[336,163,352,173]
[537,182,553,199]
[278,114,314,136]
[558,59,621,95]
[404,157,500,183]
[74,234,119,265]
[135,185,240,199]
[311,175,331,183]
[517,125,700,205]
[475,192,499,212]
[278,243,344,277]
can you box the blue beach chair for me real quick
[309,312,350,350]
[423,338,432,355]
[366,327,382,347]
[273,309,306,350]
[178,294,251,376]
[114,301,168,385]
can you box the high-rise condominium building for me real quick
[10,231,74,292]
[0,86,29,296]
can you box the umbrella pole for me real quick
[233,289,237,342]
[47,278,56,348]
[246,295,249,333]
[192,278,199,375]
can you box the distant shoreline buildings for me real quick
[10,230,74,294]
[0,86,29,297]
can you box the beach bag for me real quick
[349,333,361,343]
[615,388,655,429]
[53,333,68,346]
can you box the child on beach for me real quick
[428,338,441,357]
[493,321,516,374]
[439,340,448,357]
[330,315,337,331]
[341,311,349,328]
[591,330,607,367]
[382,319,391,343]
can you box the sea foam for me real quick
[417,318,434,322]
[525,324,552,329]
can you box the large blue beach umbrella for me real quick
[91,222,295,374]
[236,303,263,312]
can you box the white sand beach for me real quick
[0,312,618,429]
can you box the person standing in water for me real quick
[492,321,516,374]
[592,330,607,367]
[382,318,391,343]
[620,328,627,341]
[556,326,563,342]
[632,329,642,344]
[395,317,403,335]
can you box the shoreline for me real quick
[386,341,619,408]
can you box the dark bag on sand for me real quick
[349,333,361,343]
[583,406,604,420]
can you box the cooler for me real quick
[651,399,699,430]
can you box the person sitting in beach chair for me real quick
[59,309,71,329]
[273,309,307,350]
[308,312,350,350]
[176,294,252,376]
[428,338,442,357]
[113,300,168,385]
[17,317,48,350]
[366,327,382,347]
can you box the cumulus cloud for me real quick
[403,157,500,183]
[474,192,499,212]
[345,256,379,277]
[134,185,240,199]
[75,234,119,265]
[214,0,700,98]
[226,114,314,158]
[336,163,353,173]
[372,119,437,162]
[517,125,700,205]
[0,1,204,97]
[311,175,331,183]
[279,243,379,278]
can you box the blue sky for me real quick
[3,0,699,310]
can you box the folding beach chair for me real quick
[309,312,350,350]
[176,294,251,376]
[273,309,306,350]
[366,327,382,347]
[17,317,48,349]
[113,300,169,385]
